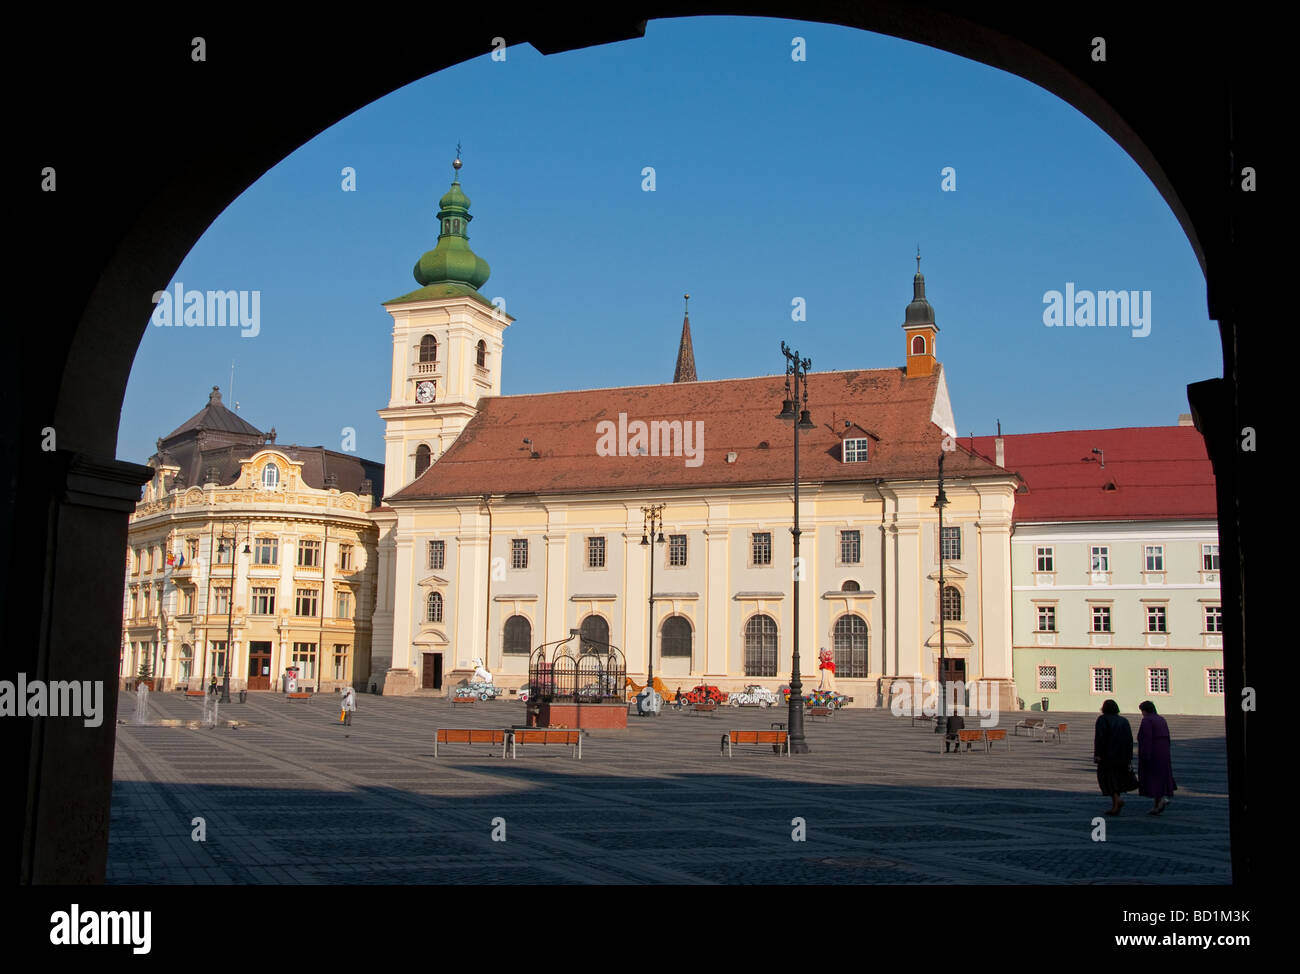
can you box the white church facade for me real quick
[370,160,1020,709]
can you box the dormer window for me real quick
[843,438,870,463]
[419,335,437,363]
[261,464,280,488]
[912,334,926,355]
[476,340,487,368]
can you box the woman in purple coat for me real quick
[1137,701,1177,814]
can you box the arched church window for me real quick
[476,340,487,368]
[419,335,437,363]
[912,334,926,355]
[579,615,609,655]
[414,444,431,477]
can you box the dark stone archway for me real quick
[6,6,1262,884]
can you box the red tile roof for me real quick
[969,427,1216,523]
[390,366,1009,501]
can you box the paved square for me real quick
[108,691,1230,884]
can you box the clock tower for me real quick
[378,154,513,497]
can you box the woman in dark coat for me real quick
[1093,699,1135,815]
[1137,701,1177,814]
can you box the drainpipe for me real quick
[483,495,493,672]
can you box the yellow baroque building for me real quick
[370,164,1020,709]
[122,387,381,693]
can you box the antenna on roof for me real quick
[1091,447,1105,469]
[997,418,1001,436]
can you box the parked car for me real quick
[728,684,778,708]
[454,680,500,701]
[677,684,727,706]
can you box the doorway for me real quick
[422,653,442,690]
[247,642,273,690]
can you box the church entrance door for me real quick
[422,653,442,690]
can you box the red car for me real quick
[676,684,726,706]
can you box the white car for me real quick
[728,685,778,708]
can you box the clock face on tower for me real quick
[416,380,435,404]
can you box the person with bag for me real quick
[1137,700,1177,814]
[340,686,356,726]
[1093,699,1136,815]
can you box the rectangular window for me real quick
[338,544,353,571]
[333,644,349,681]
[843,438,869,462]
[940,525,961,561]
[1145,545,1164,571]
[1090,546,1109,572]
[254,537,278,565]
[840,530,861,565]
[1036,546,1054,572]
[181,588,195,615]
[751,532,772,566]
[215,540,233,565]
[587,536,606,569]
[292,642,318,681]
[1205,604,1223,633]
[297,539,321,567]
[668,534,687,567]
[1148,667,1170,694]
[335,590,352,620]
[143,586,151,616]
[132,548,142,574]
[178,647,193,683]
[295,588,318,618]
[1202,543,1219,571]
[209,641,227,678]
[213,586,230,616]
[128,589,138,618]
[1037,665,1057,691]
[1146,605,1167,633]
[511,538,528,570]
[1091,605,1111,633]
[186,538,199,563]
[1092,667,1114,693]
[251,586,276,615]
[428,540,445,571]
[1036,605,1056,632]
[1207,668,1225,695]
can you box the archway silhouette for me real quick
[8,7,1259,886]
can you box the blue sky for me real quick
[119,16,1220,466]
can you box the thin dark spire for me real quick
[674,293,697,382]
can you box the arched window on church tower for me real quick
[476,340,487,368]
[419,335,437,363]
[414,444,431,478]
[912,334,926,355]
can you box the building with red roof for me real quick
[970,423,1223,715]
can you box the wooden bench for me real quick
[434,728,509,758]
[511,728,582,759]
[985,728,1009,752]
[808,706,834,721]
[184,690,206,698]
[692,702,718,716]
[287,692,312,700]
[721,729,790,757]
[941,728,989,753]
[1013,717,1046,738]
[451,696,478,707]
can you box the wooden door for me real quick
[247,642,273,690]
[422,653,443,690]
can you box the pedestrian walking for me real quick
[1137,700,1176,814]
[341,686,356,726]
[1093,699,1136,815]
[944,711,968,752]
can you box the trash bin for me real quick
[238,690,247,704]
[1041,696,1049,712]
[284,666,300,694]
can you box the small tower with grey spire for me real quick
[673,293,698,382]
[903,249,939,378]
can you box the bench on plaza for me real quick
[808,706,834,721]
[184,690,206,698]
[985,728,1009,752]
[692,702,718,716]
[511,728,583,759]
[1043,722,1069,743]
[721,729,790,757]
[287,692,312,700]
[451,696,478,707]
[941,728,989,753]
[434,728,510,758]
[1013,717,1046,738]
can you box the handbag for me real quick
[1122,765,1139,792]
[339,709,346,722]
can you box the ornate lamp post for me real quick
[219,521,251,704]
[640,504,666,705]
[933,454,950,733]
[777,342,815,754]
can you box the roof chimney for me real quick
[995,436,1005,467]
[1177,413,1194,426]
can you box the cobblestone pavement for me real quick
[108,691,1230,884]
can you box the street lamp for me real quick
[933,453,949,733]
[778,341,815,754]
[219,521,251,704]
[640,504,666,708]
